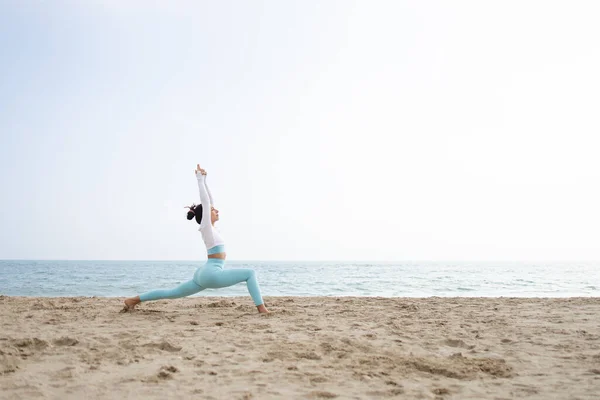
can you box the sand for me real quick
[1,295,599,399]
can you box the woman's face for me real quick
[211,206,220,224]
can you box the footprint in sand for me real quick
[367,390,403,397]
[13,338,49,350]
[310,391,338,399]
[207,300,237,308]
[52,337,79,346]
[157,365,178,379]
[432,387,450,395]
[143,341,182,352]
[1,355,19,374]
[443,339,475,349]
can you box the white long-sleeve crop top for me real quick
[196,172,225,253]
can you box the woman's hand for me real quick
[195,164,207,176]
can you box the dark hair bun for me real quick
[185,204,203,225]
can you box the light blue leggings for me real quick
[139,259,264,306]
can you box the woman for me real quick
[123,164,269,313]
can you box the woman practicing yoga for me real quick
[123,164,269,313]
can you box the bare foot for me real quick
[121,296,141,313]
[257,304,269,314]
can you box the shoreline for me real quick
[2,296,599,399]
[2,294,599,299]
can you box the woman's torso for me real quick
[201,225,226,259]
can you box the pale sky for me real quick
[1,0,599,261]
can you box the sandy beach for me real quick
[1,296,599,399]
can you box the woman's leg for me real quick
[197,268,264,307]
[139,279,205,302]
[123,279,205,310]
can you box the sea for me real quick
[0,260,598,298]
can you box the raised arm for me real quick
[195,165,212,228]
[204,177,215,206]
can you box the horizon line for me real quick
[1,258,599,263]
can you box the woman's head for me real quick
[186,204,220,225]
